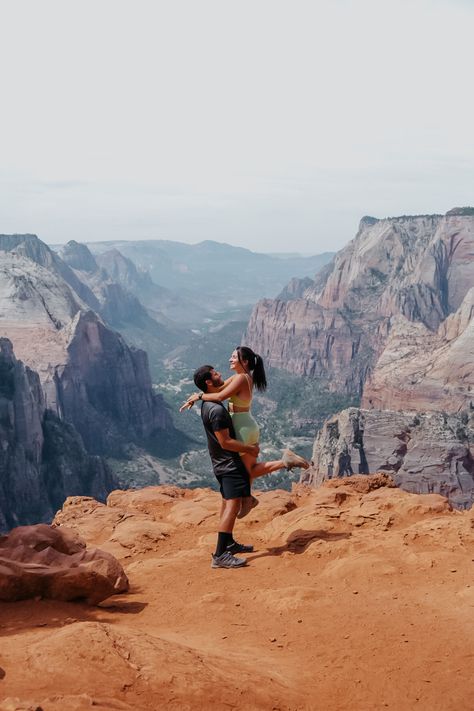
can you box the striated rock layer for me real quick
[0,234,175,456]
[1,480,474,709]
[0,338,116,532]
[246,212,474,402]
[0,233,180,530]
[305,407,474,509]
[362,287,474,413]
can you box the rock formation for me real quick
[244,211,474,504]
[304,407,474,509]
[246,211,474,395]
[0,523,128,603]
[362,288,474,413]
[0,234,182,530]
[0,338,116,531]
[0,234,175,456]
[94,247,195,326]
[1,479,474,709]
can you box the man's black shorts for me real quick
[216,469,251,499]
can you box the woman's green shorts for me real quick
[230,411,260,445]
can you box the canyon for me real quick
[0,235,177,530]
[246,210,474,504]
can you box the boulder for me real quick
[0,524,128,604]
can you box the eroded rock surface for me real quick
[0,523,128,603]
[0,234,175,456]
[362,288,474,413]
[246,212,474,396]
[305,407,474,509]
[0,339,116,532]
[1,481,474,710]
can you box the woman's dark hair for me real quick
[236,346,267,392]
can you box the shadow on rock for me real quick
[249,529,351,560]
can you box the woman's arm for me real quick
[201,374,246,402]
[179,374,245,411]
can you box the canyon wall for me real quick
[0,338,116,532]
[246,212,474,403]
[244,210,474,505]
[0,234,180,529]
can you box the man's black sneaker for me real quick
[227,541,254,554]
[211,551,247,569]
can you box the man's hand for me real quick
[215,429,260,457]
[247,443,259,458]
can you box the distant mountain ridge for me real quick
[80,239,334,314]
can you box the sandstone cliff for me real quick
[362,288,474,413]
[246,212,474,396]
[244,212,474,504]
[0,338,116,532]
[0,234,175,457]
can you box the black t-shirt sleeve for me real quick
[207,404,230,433]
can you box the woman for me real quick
[180,346,310,481]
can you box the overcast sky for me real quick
[1,0,473,253]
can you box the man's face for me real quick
[207,368,224,389]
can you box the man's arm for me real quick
[215,428,259,458]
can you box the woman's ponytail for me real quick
[252,353,267,392]
[237,346,267,392]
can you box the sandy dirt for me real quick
[1,475,474,711]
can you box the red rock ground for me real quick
[1,475,474,711]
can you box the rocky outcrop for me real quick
[0,339,117,531]
[304,407,474,509]
[0,523,128,603]
[246,212,474,396]
[3,481,474,709]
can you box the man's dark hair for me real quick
[193,365,214,393]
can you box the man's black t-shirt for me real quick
[201,401,248,478]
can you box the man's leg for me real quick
[214,497,241,556]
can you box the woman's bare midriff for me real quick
[229,405,250,413]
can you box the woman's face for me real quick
[229,349,248,372]
[229,350,239,370]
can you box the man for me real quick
[192,364,259,569]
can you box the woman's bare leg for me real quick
[240,453,285,483]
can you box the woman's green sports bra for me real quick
[229,373,253,409]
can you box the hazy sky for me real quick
[1,0,473,253]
